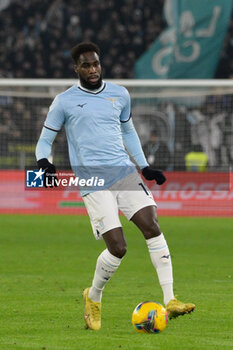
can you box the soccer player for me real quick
[35,42,195,330]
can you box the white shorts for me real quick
[83,171,157,239]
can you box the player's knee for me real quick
[142,218,161,239]
[109,242,127,258]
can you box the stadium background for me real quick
[0,0,232,79]
[0,2,233,350]
[0,0,232,216]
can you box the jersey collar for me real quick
[77,80,106,94]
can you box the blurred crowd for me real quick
[0,0,232,79]
[0,0,165,78]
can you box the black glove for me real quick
[142,166,166,185]
[37,158,58,187]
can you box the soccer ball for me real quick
[132,301,168,333]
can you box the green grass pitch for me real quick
[0,215,232,350]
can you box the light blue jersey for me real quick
[36,81,148,195]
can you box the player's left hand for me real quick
[142,166,166,185]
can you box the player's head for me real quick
[71,42,102,90]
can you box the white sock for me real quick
[88,249,122,302]
[146,233,174,306]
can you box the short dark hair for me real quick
[70,42,100,63]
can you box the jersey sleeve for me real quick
[120,87,131,123]
[44,95,65,131]
[121,119,149,169]
[35,127,58,161]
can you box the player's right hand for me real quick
[37,158,58,188]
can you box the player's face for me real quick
[75,52,102,89]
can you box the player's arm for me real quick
[36,127,57,160]
[35,95,64,187]
[120,119,166,185]
[120,118,148,169]
[120,87,166,185]
[35,127,58,187]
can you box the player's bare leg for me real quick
[131,205,195,318]
[83,227,126,330]
[102,227,127,258]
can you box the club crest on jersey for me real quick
[105,97,118,106]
